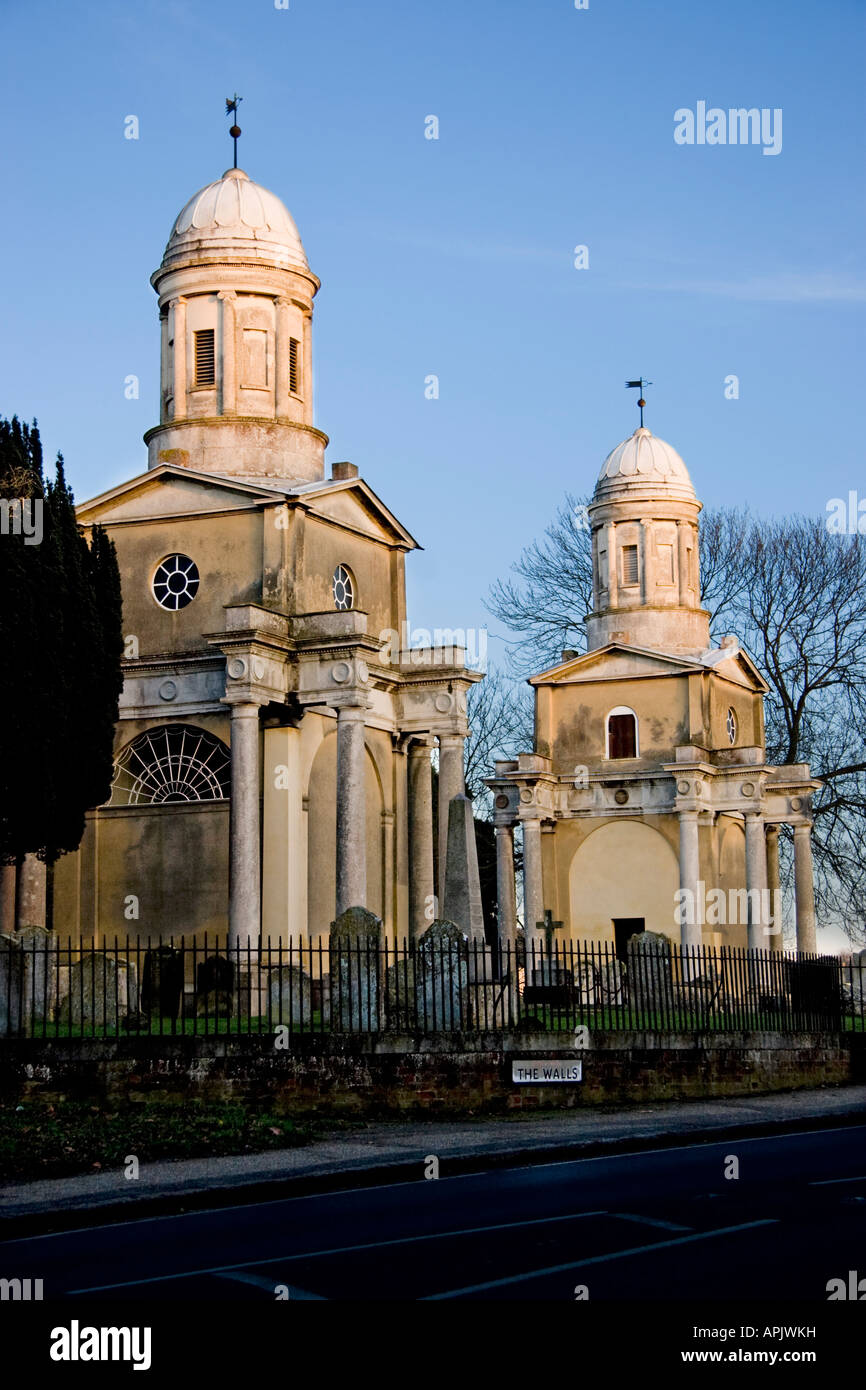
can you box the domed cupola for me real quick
[145,167,327,485]
[585,426,710,656]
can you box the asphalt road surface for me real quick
[2,1125,864,1301]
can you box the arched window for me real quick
[110,725,230,805]
[606,706,638,759]
[332,564,355,611]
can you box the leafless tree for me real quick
[464,666,534,816]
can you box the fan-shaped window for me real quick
[606,706,638,760]
[110,725,230,805]
[152,554,199,610]
[332,564,355,611]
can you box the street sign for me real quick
[512,1059,582,1084]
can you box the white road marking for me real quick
[215,1271,326,1299]
[68,1208,609,1294]
[611,1212,692,1231]
[808,1175,866,1186]
[423,1219,780,1299]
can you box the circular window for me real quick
[332,564,354,611]
[726,707,737,745]
[152,554,199,610]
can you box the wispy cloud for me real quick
[618,272,866,304]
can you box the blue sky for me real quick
[2,0,864,659]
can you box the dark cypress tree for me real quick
[0,419,123,865]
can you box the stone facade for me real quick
[46,164,482,948]
[488,426,819,957]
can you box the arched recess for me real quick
[306,731,384,940]
[717,817,748,948]
[568,819,680,944]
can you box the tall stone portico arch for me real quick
[567,820,680,943]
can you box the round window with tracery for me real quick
[332,564,354,611]
[726,708,737,745]
[152,554,199,610]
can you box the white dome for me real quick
[593,427,697,503]
[161,168,309,272]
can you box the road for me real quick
[1,1125,864,1301]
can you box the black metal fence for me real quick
[0,935,863,1039]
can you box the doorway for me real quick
[613,918,645,962]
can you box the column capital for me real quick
[217,289,238,301]
[169,295,188,308]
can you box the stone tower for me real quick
[585,426,710,655]
[145,166,326,484]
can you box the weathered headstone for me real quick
[416,919,468,1030]
[596,956,625,1006]
[329,906,382,1031]
[442,795,485,942]
[142,945,183,1018]
[57,954,137,1031]
[195,954,234,1019]
[385,955,416,1031]
[0,937,23,1036]
[627,931,675,1016]
[13,925,55,1030]
[268,965,313,1028]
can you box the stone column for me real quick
[793,823,817,954]
[0,864,16,935]
[640,518,653,604]
[765,824,783,952]
[744,812,768,952]
[170,296,187,419]
[302,309,313,415]
[678,811,701,950]
[408,741,434,938]
[229,703,262,949]
[218,291,237,417]
[495,824,517,949]
[159,308,170,423]
[437,734,465,894]
[16,855,47,930]
[336,705,367,915]
[603,521,617,607]
[522,817,544,952]
[274,297,291,417]
[677,521,691,605]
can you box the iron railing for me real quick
[0,935,863,1039]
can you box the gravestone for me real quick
[329,907,382,1031]
[442,795,485,942]
[57,954,137,1031]
[142,946,183,1018]
[14,925,55,1030]
[385,955,416,1031]
[596,956,625,1006]
[268,965,313,1028]
[416,920,469,1031]
[195,954,234,1019]
[0,937,23,1036]
[627,931,675,1016]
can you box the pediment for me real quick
[77,465,287,525]
[291,478,419,550]
[530,642,702,686]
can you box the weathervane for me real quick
[225,94,243,168]
[625,377,653,428]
